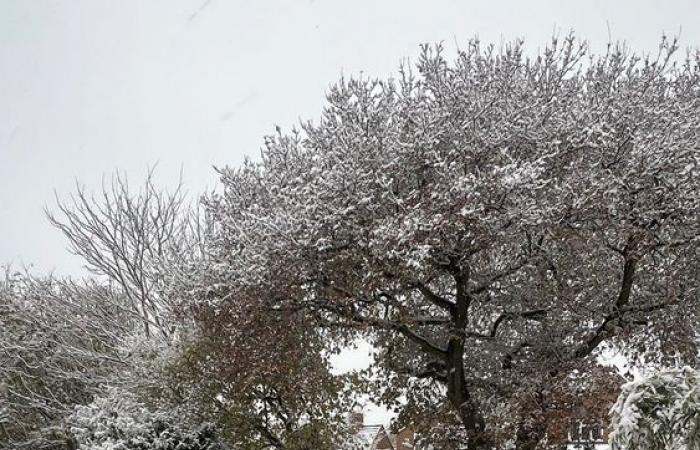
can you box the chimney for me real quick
[348,411,364,431]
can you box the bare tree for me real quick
[46,169,190,339]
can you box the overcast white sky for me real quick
[2,0,699,276]
[1,0,698,425]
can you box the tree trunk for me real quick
[445,262,492,449]
[446,337,491,450]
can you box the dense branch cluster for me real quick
[4,174,353,449]
[0,272,135,449]
[46,171,191,339]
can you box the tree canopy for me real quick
[193,35,700,449]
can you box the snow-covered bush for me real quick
[67,388,226,450]
[609,367,700,450]
[0,272,138,449]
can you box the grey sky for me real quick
[2,0,699,275]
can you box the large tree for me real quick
[198,35,700,449]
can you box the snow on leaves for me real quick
[196,35,700,448]
[609,367,700,450]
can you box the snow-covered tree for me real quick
[0,271,137,449]
[609,367,700,450]
[196,35,700,449]
[0,270,229,450]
